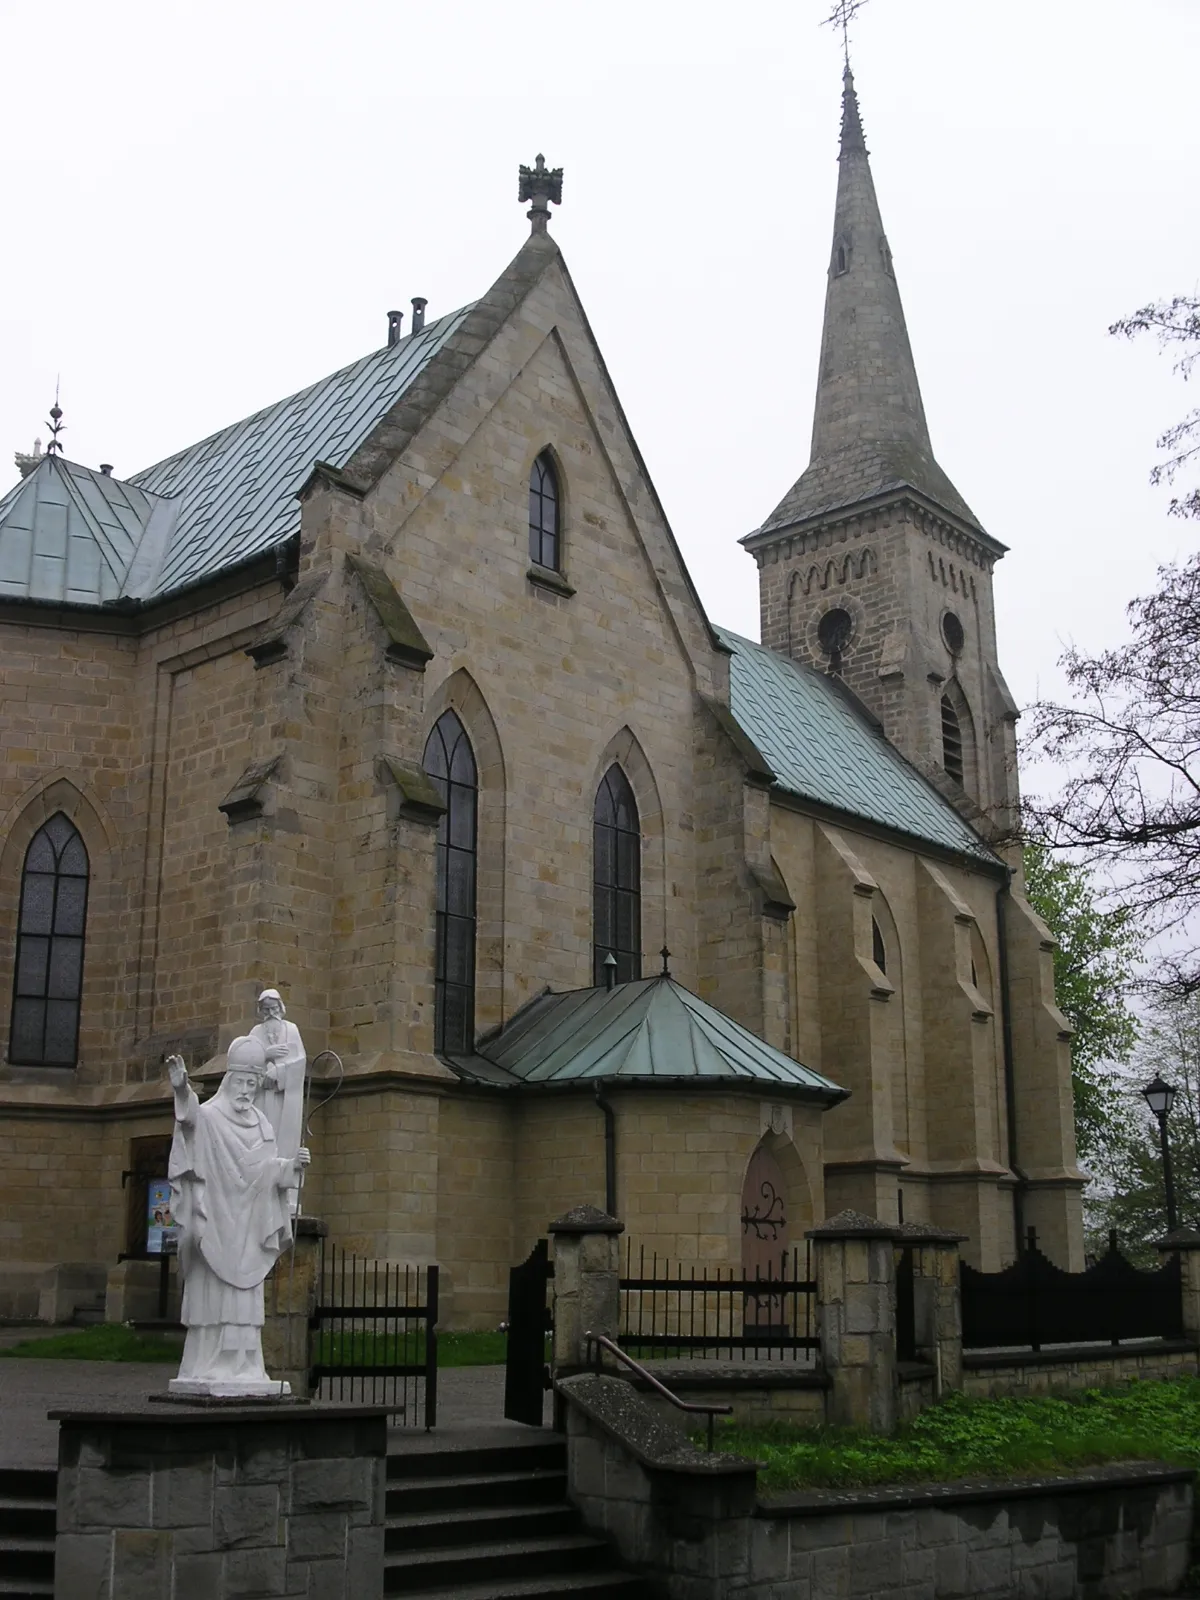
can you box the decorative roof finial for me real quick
[659,946,672,978]
[822,0,870,69]
[45,380,65,457]
[518,154,563,236]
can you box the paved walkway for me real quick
[0,1355,544,1469]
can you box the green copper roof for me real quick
[719,627,998,863]
[0,309,471,608]
[468,975,847,1102]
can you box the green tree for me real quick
[1022,841,1139,1163]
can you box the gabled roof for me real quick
[0,309,472,608]
[459,974,847,1103]
[719,626,999,864]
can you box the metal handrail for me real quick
[583,1330,732,1450]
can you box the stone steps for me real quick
[0,1471,56,1600]
[385,1437,650,1599]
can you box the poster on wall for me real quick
[146,1180,179,1255]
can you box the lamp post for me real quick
[1141,1073,1179,1233]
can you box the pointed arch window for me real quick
[529,452,560,571]
[10,813,89,1066]
[871,916,887,974]
[593,766,641,985]
[424,711,477,1055]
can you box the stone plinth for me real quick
[808,1209,901,1433]
[1158,1228,1200,1342]
[549,1205,624,1376]
[52,1404,386,1600]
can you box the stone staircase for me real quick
[0,1467,55,1599]
[385,1435,651,1598]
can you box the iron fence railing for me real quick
[309,1245,438,1425]
[618,1242,819,1362]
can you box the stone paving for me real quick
[0,1353,542,1468]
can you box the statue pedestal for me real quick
[51,1403,386,1599]
[167,1378,292,1400]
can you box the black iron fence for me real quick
[619,1242,819,1362]
[309,1245,438,1425]
[961,1229,1184,1353]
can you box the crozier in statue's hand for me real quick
[166,1054,188,1090]
[295,1147,311,1171]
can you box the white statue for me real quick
[250,988,307,1216]
[165,1038,309,1397]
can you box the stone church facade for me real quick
[0,75,1082,1328]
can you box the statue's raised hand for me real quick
[166,1054,188,1090]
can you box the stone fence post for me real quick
[896,1221,965,1395]
[1157,1228,1200,1345]
[807,1210,901,1432]
[263,1217,327,1399]
[549,1205,624,1377]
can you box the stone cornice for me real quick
[742,487,1007,572]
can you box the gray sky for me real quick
[2,0,1197,713]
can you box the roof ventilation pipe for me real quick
[99,464,113,476]
[387,310,404,348]
[411,296,427,334]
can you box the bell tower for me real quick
[743,68,1019,837]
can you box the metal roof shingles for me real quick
[718,626,996,864]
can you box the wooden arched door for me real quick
[741,1142,790,1334]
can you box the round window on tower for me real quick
[941,611,965,656]
[817,607,854,662]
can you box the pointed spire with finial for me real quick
[45,382,65,457]
[753,62,980,536]
[518,154,563,235]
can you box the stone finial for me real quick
[519,154,563,235]
[549,1204,623,1235]
[15,439,43,479]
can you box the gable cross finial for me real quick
[45,378,65,457]
[518,154,563,236]
[822,0,870,67]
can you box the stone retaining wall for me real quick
[962,1339,1200,1399]
[53,1405,386,1600]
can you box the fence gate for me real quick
[309,1245,438,1427]
[504,1239,553,1425]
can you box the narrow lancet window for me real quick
[529,452,560,571]
[941,694,964,785]
[424,712,478,1054]
[872,916,887,974]
[593,765,641,985]
[10,813,89,1065]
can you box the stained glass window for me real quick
[424,712,477,1055]
[10,813,88,1066]
[593,766,641,985]
[529,452,560,571]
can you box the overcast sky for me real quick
[2,0,1197,715]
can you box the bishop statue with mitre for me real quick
[165,1035,309,1396]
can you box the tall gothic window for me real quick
[10,813,89,1066]
[941,693,964,785]
[593,765,641,985]
[529,452,560,571]
[424,712,477,1055]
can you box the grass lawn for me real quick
[0,1324,513,1368]
[0,1324,184,1363]
[707,1379,1200,1496]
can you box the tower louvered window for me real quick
[593,766,641,985]
[10,813,89,1065]
[941,694,964,785]
[529,452,560,571]
[424,712,477,1055]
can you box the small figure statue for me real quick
[165,1038,309,1396]
[250,988,307,1216]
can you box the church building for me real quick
[0,71,1083,1328]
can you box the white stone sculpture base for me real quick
[168,1377,291,1399]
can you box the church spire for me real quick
[757,67,980,536]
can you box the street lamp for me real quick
[1141,1074,1179,1232]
